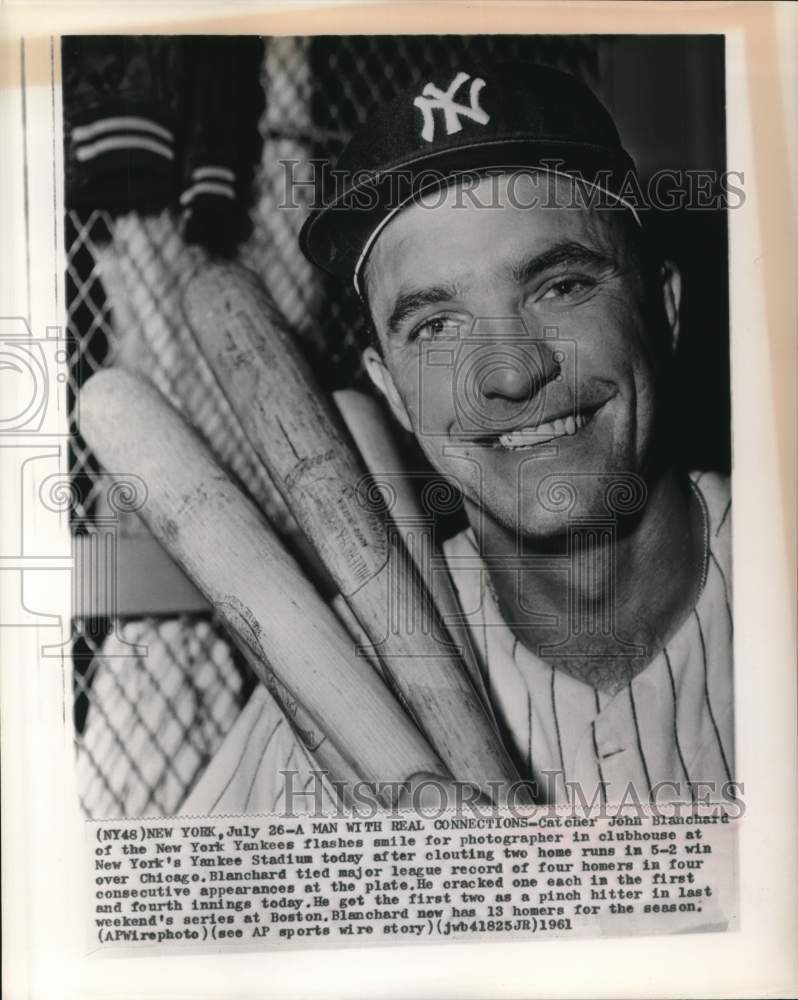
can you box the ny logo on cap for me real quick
[413,71,490,143]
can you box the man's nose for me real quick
[477,342,561,401]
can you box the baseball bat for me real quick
[182,262,525,800]
[332,388,493,709]
[79,368,450,805]
[101,218,382,677]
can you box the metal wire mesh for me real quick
[74,616,253,818]
[69,35,601,818]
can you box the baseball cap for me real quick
[298,62,639,297]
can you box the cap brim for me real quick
[299,136,637,286]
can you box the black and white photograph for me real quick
[64,33,735,818]
[56,27,743,941]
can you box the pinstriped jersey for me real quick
[443,471,733,804]
[182,471,732,814]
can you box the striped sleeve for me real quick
[180,685,337,815]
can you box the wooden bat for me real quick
[79,368,450,806]
[182,262,525,800]
[332,388,493,709]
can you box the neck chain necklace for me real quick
[484,478,711,614]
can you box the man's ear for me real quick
[660,260,682,353]
[362,346,414,434]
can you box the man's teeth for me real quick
[495,412,588,449]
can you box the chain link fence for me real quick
[68,35,602,819]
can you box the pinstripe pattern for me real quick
[440,471,734,805]
[183,685,337,816]
[592,732,607,805]
[183,472,733,814]
[628,682,652,797]
[274,743,298,812]
[526,687,533,774]
[479,595,492,699]
[709,549,734,633]
[209,697,272,812]
[694,608,733,784]
[550,668,566,796]
[664,646,694,797]
[591,689,607,804]
[243,718,284,811]
[716,498,731,536]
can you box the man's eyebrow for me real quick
[386,281,462,337]
[382,242,617,336]
[511,241,618,284]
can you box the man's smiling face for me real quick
[362,172,679,538]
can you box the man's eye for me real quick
[539,277,595,301]
[413,315,461,341]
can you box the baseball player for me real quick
[184,63,733,813]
